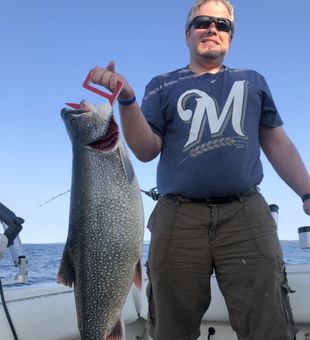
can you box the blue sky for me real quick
[0,0,309,243]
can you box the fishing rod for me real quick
[38,189,71,207]
[0,202,26,340]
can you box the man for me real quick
[89,1,310,339]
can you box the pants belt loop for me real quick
[175,195,185,205]
[237,193,246,203]
[237,185,259,203]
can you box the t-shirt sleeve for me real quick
[141,77,165,138]
[259,76,283,128]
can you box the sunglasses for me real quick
[188,15,233,33]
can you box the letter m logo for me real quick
[177,81,247,148]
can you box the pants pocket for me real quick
[147,198,177,269]
[145,261,156,334]
[280,263,296,326]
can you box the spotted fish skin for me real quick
[58,102,144,339]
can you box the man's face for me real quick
[186,1,232,64]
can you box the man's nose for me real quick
[206,22,217,34]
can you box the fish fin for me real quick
[133,259,143,289]
[106,317,125,340]
[56,244,75,287]
[118,138,135,183]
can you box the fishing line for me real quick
[0,277,19,340]
[40,187,160,207]
[38,189,71,207]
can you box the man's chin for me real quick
[200,50,225,60]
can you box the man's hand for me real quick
[0,233,8,261]
[89,61,135,102]
[89,61,162,162]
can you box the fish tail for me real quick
[106,317,125,340]
[133,259,143,289]
[56,244,75,287]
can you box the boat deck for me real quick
[1,264,309,339]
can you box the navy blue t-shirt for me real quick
[141,66,283,198]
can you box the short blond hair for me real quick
[185,0,235,31]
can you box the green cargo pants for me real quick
[146,192,298,340]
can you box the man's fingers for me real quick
[99,69,117,90]
[89,67,111,88]
[106,61,115,73]
[110,74,122,91]
[89,66,105,84]
[89,65,121,92]
[88,63,133,99]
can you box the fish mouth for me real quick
[88,116,119,151]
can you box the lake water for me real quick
[0,241,309,285]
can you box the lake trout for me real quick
[57,101,144,339]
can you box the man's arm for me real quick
[89,62,162,162]
[259,125,310,215]
[118,102,162,162]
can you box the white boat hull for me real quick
[1,264,309,339]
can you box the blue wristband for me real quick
[118,96,136,106]
[301,193,310,203]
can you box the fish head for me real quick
[61,102,120,152]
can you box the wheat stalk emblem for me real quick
[178,136,247,165]
[189,137,236,158]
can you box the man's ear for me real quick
[185,29,190,46]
